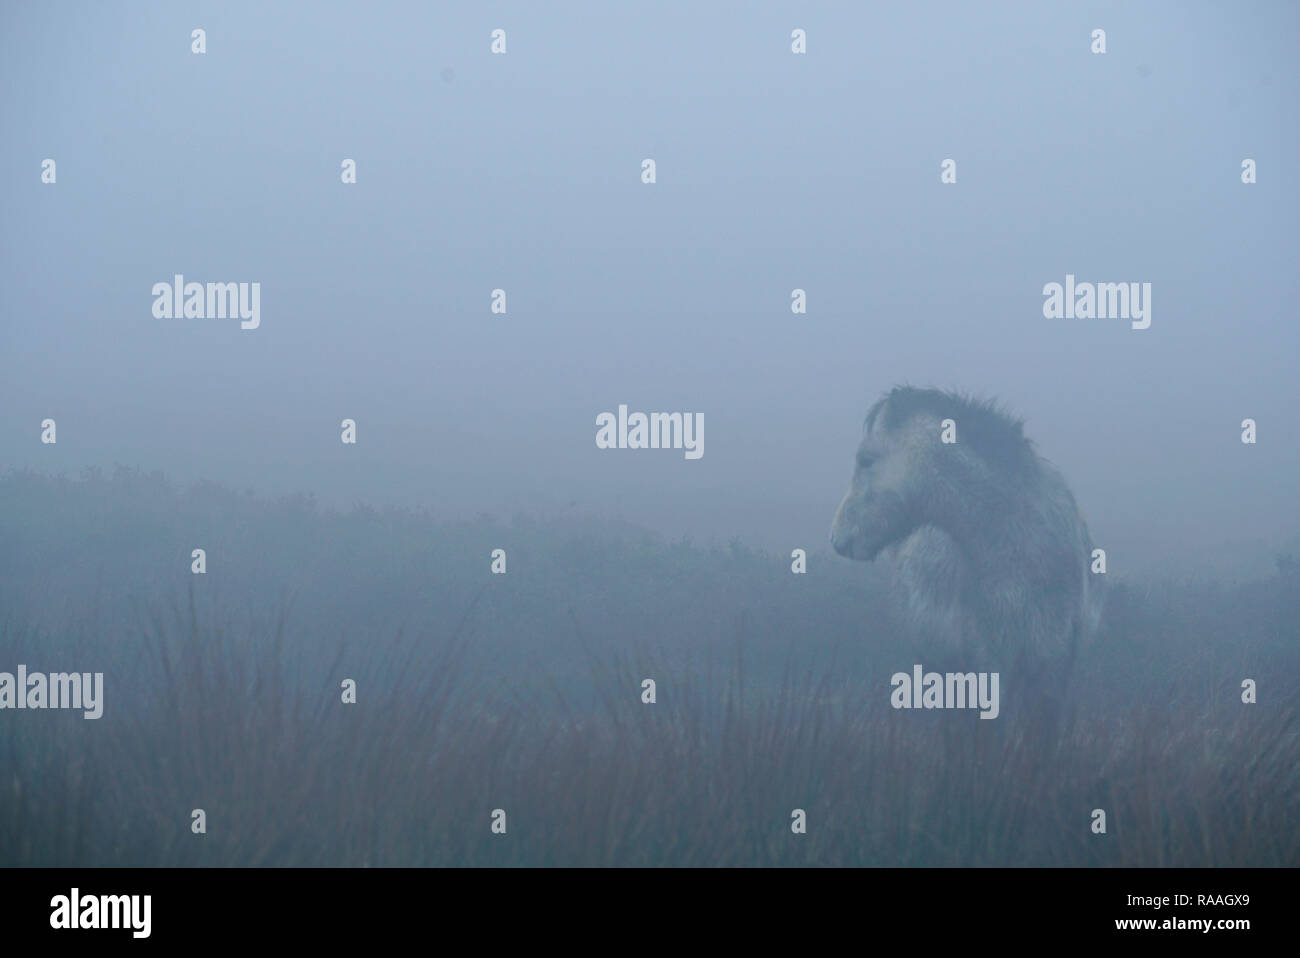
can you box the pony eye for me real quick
[857,452,877,469]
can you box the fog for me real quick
[2,1,1299,875]
[3,0,1297,578]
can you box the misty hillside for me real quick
[1,466,1296,866]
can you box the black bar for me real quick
[0,867,1283,945]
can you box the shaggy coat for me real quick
[831,387,1103,668]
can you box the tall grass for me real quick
[0,467,1296,866]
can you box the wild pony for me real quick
[830,387,1103,712]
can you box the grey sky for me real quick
[2,1,1296,577]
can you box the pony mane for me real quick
[865,386,1038,472]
